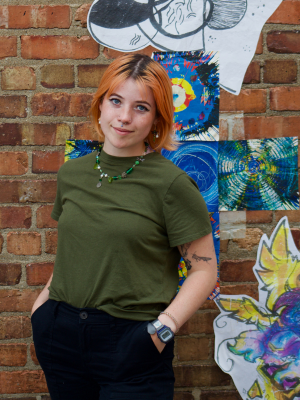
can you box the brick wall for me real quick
[0,1,300,399]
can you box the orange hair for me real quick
[89,53,177,153]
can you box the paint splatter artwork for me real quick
[178,212,220,300]
[162,141,218,212]
[65,139,100,162]
[218,137,299,211]
[214,217,300,400]
[153,51,219,141]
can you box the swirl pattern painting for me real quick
[218,137,299,211]
[153,51,219,141]
[162,142,219,212]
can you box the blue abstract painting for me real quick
[153,51,219,141]
[162,141,219,212]
[65,139,100,162]
[218,137,299,211]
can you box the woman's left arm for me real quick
[150,232,218,352]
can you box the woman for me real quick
[31,54,217,400]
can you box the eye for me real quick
[110,98,121,105]
[136,105,149,112]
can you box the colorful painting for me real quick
[162,141,218,212]
[65,139,100,162]
[218,137,299,211]
[153,51,219,141]
[177,211,220,300]
[214,217,300,400]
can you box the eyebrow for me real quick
[110,93,152,108]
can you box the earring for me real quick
[152,128,159,142]
[98,117,101,125]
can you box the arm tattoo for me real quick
[192,253,212,263]
[184,258,192,271]
[180,242,191,257]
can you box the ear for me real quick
[99,102,102,112]
[204,0,212,21]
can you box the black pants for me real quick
[31,299,175,400]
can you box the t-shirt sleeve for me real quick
[51,168,63,221]
[163,173,212,248]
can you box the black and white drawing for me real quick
[87,0,282,94]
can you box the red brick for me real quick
[231,116,245,140]
[0,5,71,29]
[220,259,256,282]
[37,205,57,228]
[32,150,64,173]
[201,390,241,400]
[21,123,71,145]
[0,370,47,394]
[0,123,22,145]
[0,36,17,59]
[270,87,300,111]
[0,96,27,118]
[267,31,300,54]
[74,122,99,141]
[246,210,273,224]
[244,116,300,140]
[221,284,259,301]
[78,64,108,87]
[0,152,28,175]
[255,32,263,55]
[264,60,297,84]
[267,0,300,24]
[174,392,193,400]
[45,231,58,254]
[176,337,210,361]
[31,93,93,117]
[0,206,31,228]
[178,312,219,335]
[0,289,41,312]
[21,35,99,59]
[275,210,300,223]
[0,180,57,203]
[243,61,260,84]
[291,228,300,250]
[0,344,27,366]
[0,263,22,285]
[41,64,74,88]
[7,232,41,255]
[30,342,39,365]
[0,316,32,339]
[220,240,229,253]
[26,262,54,286]
[0,234,3,253]
[2,67,36,90]
[219,118,228,141]
[220,89,266,113]
[75,3,91,28]
[174,365,231,387]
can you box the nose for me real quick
[118,106,132,125]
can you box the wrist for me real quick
[157,315,177,334]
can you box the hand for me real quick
[149,333,166,354]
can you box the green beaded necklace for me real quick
[93,143,149,188]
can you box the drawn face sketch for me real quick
[87,0,283,94]
[88,0,243,52]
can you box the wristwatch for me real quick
[147,319,174,344]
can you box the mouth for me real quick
[113,127,133,135]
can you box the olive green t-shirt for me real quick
[49,149,212,320]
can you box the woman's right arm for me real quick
[31,272,53,316]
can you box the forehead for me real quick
[109,78,156,104]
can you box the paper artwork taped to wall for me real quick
[153,51,219,142]
[65,139,100,162]
[178,211,220,299]
[218,137,299,211]
[87,0,282,94]
[214,217,300,400]
[162,141,218,212]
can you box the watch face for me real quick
[158,327,174,343]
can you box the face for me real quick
[99,77,157,157]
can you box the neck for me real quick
[103,141,146,157]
